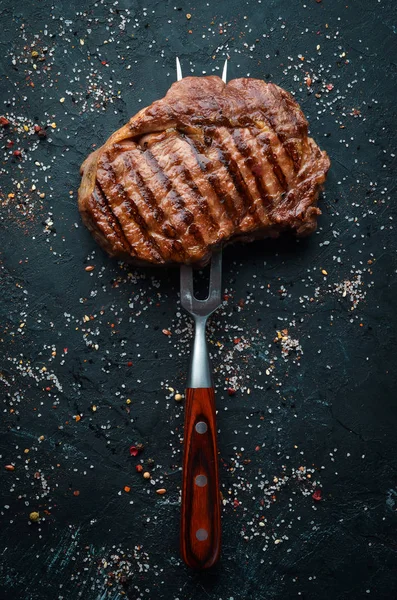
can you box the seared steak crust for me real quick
[78,76,330,265]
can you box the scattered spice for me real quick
[129,445,142,457]
[29,512,40,522]
[312,489,322,501]
[5,465,15,471]
[156,488,166,495]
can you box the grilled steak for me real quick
[78,76,330,266]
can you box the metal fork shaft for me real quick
[187,316,212,388]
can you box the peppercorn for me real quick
[174,393,183,402]
[135,464,143,473]
[143,471,150,479]
[0,116,10,127]
[29,511,40,522]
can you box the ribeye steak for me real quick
[78,76,330,266]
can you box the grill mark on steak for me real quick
[174,131,236,234]
[173,160,218,232]
[231,128,273,207]
[258,111,299,171]
[93,184,135,255]
[142,149,192,259]
[213,127,265,227]
[210,128,257,220]
[183,135,241,226]
[101,155,165,262]
[145,144,207,252]
[268,86,305,171]
[252,128,289,191]
[123,154,165,224]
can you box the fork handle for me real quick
[181,387,221,569]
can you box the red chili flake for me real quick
[73,490,80,496]
[162,329,172,336]
[233,338,241,345]
[227,387,236,396]
[312,488,322,501]
[63,348,68,354]
[129,445,142,457]
[124,486,131,493]
[5,465,15,471]
[101,60,107,65]
[135,464,143,473]
[13,150,22,157]
[6,140,14,148]
[45,386,51,392]
[127,361,133,367]
[34,125,47,137]
[0,116,10,127]
[238,299,245,308]
[326,83,334,91]
[255,445,260,452]
[233,498,240,508]
[223,294,230,301]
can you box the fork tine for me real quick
[208,249,222,304]
[180,264,193,311]
[221,58,228,84]
[176,56,183,82]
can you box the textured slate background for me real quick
[1,1,396,599]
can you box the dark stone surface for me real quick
[1,1,396,599]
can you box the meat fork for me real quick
[178,57,228,569]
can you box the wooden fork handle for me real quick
[180,387,221,569]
